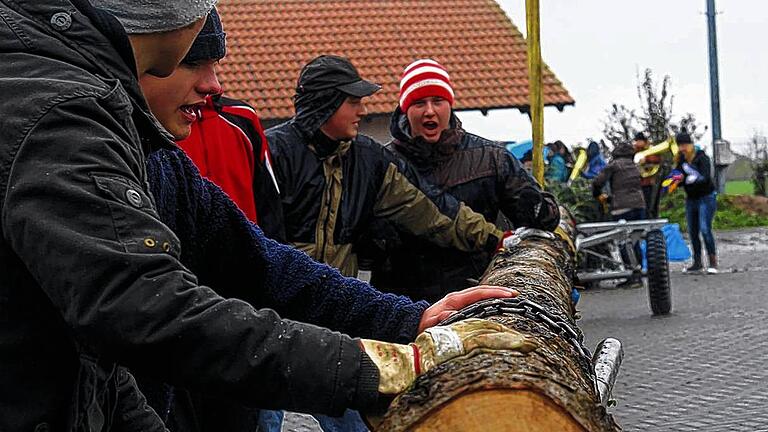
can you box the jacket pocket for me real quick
[91,174,181,259]
[69,355,119,432]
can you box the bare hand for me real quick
[417,285,518,333]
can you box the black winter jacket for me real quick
[366,109,559,301]
[677,149,715,199]
[267,120,502,277]
[0,1,380,429]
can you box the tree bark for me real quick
[376,209,621,432]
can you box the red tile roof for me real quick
[217,0,574,120]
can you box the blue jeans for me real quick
[257,409,369,432]
[686,192,717,263]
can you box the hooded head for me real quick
[91,0,217,34]
[92,0,218,77]
[139,9,225,139]
[293,55,380,138]
[612,142,636,159]
[587,141,601,159]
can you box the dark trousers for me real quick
[612,208,646,222]
[613,208,646,273]
[686,192,717,264]
[642,184,655,216]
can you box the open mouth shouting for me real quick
[422,120,439,131]
[420,120,442,141]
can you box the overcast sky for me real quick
[457,0,767,152]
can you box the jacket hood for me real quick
[293,88,347,138]
[611,143,635,159]
[1,0,171,151]
[587,141,602,158]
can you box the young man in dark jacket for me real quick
[370,59,560,301]
[675,132,718,274]
[592,142,647,221]
[0,2,522,430]
[266,55,515,281]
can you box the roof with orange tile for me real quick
[217,0,574,120]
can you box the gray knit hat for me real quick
[91,0,218,34]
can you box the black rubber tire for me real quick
[646,229,672,315]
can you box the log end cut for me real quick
[412,389,587,432]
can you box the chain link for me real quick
[440,297,589,360]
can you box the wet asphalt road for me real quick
[579,227,768,431]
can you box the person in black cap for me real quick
[675,132,718,274]
[266,55,509,279]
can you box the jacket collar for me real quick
[388,106,463,167]
[308,130,351,160]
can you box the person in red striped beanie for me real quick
[398,59,456,144]
[363,58,561,301]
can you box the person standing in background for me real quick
[676,132,718,274]
[633,132,662,216]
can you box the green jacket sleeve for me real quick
[373,160,502,252]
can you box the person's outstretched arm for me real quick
[147,146,430,343]
[4,97,378,415]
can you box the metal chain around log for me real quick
[376,208,621,432]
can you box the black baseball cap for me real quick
[676,132,693,144]
[296,55,381,97]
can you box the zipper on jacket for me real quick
[320,180,333,262]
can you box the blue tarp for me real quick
[505,140,550,161]
[640,223,692,269]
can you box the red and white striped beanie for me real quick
[398,59,455,112]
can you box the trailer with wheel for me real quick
[575,218,672,315]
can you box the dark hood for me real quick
[293,88,347,138]
[388,105,463,167]
[611,143,635,159]
[587,141,602,159]
[1,0,169,151]
[292,55,380,138]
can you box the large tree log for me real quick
[377,208,621,432]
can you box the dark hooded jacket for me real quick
[0,1,388,429]
[676,149,715,200]
[592,143,646,212]
[367,108,560,301]
[266,92,503,277]
[584,141,607,179]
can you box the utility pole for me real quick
[706,0,722,191]
[526,0,545,185]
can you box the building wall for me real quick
[359,114,392,144]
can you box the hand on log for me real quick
[417,285,519,333]
[361,318,536,396]
[360,319,536,429]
